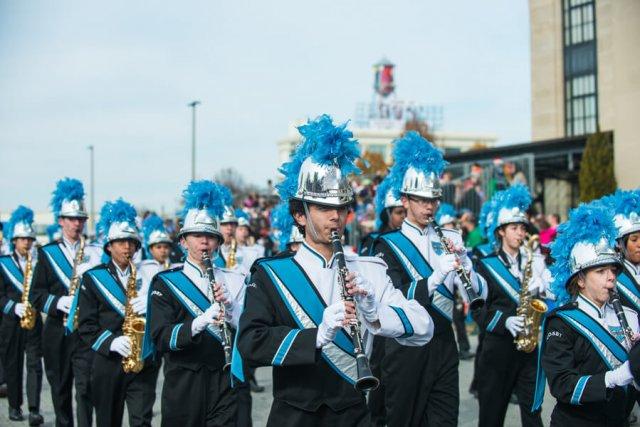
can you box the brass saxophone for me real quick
[122,259,146,373]
[20,251,37,330]
[226,238,237,269]
[63,235,85,328]
[514,235,548,353]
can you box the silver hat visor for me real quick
[401,167,442,199]
[11,222,36,240]
[59,199,88,218]
[496,207,529,227]
[179,208,223,241]
[147,229,172,247]
[567,237,621,283]
[614,212,640,240]
[293,158,354,207]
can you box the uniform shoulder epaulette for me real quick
[157,266,182,276]
[42,241,60,248]
[547,301,579,317]
[441,227,461,237]
[377,228,400,238]
[250,251,295,274]
[86,263,108,274]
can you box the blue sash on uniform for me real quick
[213,252,226,268]
[260,257,357,385]
[0,256,24,293]
[480,255,521,304]
[532,308,628,411]
[617,271,640,312]
[41,245,73,288]
[380,231,454,321]
[476,242,493,258]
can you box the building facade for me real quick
[530,0,640,189]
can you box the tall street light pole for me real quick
[188,101,201,181]
[88,145,95,236]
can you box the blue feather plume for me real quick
[6,205,34,242]
[435,203,458,225]
[180,180,226,220]
[549,202,618,305]
[235,209,249,221]
[142,215,166,242]
[218,185,234,207]
[97,199,138,236]
[374,175,396,230]
[271,202,294,251]
[51,178,85,218]
[486,184,532,248]
[276,114,361,202]
[386,131,448,199]
[479,198,496,238]
[599,189,640,219]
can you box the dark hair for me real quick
[567,273,583,298]
[288,199,306,237]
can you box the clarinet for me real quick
[330,230,379,392]
[201,251,233,370]
[431,220,485,310]
[610,288,635,350]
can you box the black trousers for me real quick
[42,317,94,427]
[267,400,370,427]
[0,314,43,412]
[236,380,252,427]
[383,332,459,427]
[453,299,470,353]
[161,364,237,427]
[91,354,158,427]
[470,307,487,393]
[477,334,543,427]
[367,335,387,426]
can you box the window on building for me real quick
[563,0,598,136]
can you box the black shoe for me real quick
[459,350,475,360]
[249,378,265,393]
[29,412,44,426]
[9,408,24,421]
[0,383,7,398]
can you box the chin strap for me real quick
[302,201,321,243]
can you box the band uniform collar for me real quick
[295,241,334,269]
[577,293,606,319]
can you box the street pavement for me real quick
[0,335,581,426]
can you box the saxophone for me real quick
[122,259,146,373]
[20,251,37,330]
[226,238,237,269]
[63,235,85,328]
[514,234,548,353]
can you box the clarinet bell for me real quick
[468,296,485,311]
[354,354,379,392]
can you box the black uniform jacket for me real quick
[148,267,227,371]
[542,299,635,426]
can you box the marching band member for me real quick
[475,185,549,426]
[270,202,305,256]
[78,199,158,427]
[600,190,640,312]
[31,178,103,427]
[533,202,639,426]
[138,214,179,294]
[0,206,44,424]
[235,209,266,266]
[359,176,406,256]
[372,131,486,426]
[148,180,246,426]
[237,115,432,425]
[218,188,250,272]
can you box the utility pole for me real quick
[188,101,201,180]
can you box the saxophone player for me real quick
[533,201,640,426]
[0,206,44,424]
[474,185,550,426]
[31,178,103,427]
[77,199,157,427]
[238,115,432,425]
[371,132,485,426]
[148,180,246,427]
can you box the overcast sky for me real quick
[0,0,530,215]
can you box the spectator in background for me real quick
[441,171,456,206]
[539,213,560,245]
[460,211,484,249]
[457,163,485,217]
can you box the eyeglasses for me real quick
[408,196,440,206]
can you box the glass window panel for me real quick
[587,96,596,116]
[574,99,584,118]
[584,24,593,41]
[584,5,593,22]
[575,118,584,134]
[572,8,582,26]
[586,117,596,133]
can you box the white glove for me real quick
[130,295,147,315]
[605,361,634,388]
[428,253,458,293]
[57,296,73,314]
[110,336,132,357]
[460,253,473,272]
[316,301,346,348]
[191,304,220,336]
[14,303,26,318]
[505,315,525,337]
[352,273,378,323]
